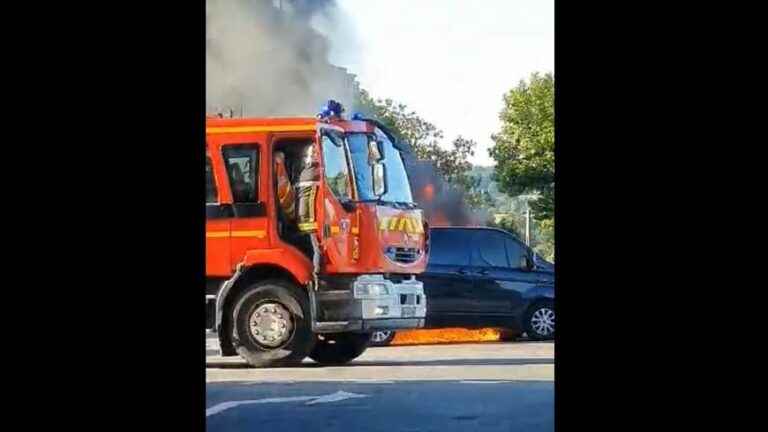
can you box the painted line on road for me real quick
[305,391,368,405]
[459,380,510,384]
[206,391,368,417]
[348,380,395,384]
[206,396,316,416]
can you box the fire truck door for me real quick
[221,143,270,270]
[317,130,354,269]
[205,155,231,276]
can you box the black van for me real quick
[370,227,554,346]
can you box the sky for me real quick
[327,0,554,166]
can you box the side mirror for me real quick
[373,163,386,197]
[368,138,383,163]
[519,254,534,271]
[340,199,356,213]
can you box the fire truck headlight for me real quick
[354,282,391,298]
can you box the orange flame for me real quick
[391,328,502,345]
[429,210,450,226]
[422,184,435,202]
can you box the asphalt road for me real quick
[206,335,554,431]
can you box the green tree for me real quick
[355,89,444,158]
[532,218,555,262]
[490,214,524,240]
[490,72,554,220]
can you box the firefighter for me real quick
[273,151,296,223]
[295,143,322,282]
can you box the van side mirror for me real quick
[520,254,534,271]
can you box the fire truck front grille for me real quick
[400,294,420,305]
[384,247,421,264]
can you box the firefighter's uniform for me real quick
[274,151,296,223]
[274,145,321,280]
[295,144,321,279]
[296,144,321,234]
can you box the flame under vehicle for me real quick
[206,101,428,366]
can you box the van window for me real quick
[472,230,508,267]
[505,238,526,269]
[427,230,470,266]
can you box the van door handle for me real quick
[456,268,470,275]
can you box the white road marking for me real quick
[349,380,395,384]
[460,380,509,384]
[206,396,316,416]
[305,391,369,405]
[206,391,368,416]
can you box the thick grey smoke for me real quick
[207,1,483,226]
[399,150,488,227]
[206,0,359,116]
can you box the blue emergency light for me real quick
[317,100,345,120]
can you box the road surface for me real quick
[206,334,554,431]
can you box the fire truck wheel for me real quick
[231,279,315,367]
[308,333,371,365]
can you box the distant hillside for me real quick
[469,165,538,214]
[469,165,510,212]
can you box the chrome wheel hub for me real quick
[249,302,293,347]
[531,307,555,336]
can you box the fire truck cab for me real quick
[206,103,428,366]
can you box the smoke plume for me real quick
[206,0,358,116]
[400,152,488,227]
[206,1,485,227]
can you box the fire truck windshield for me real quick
[346,131,414,206]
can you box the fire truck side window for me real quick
[321,134,351,200]
[205,157,218,203]
[223,145,259,203]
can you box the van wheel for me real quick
[231,279,315,367]
[524,300,555,340]
[309,333,370,365]
[370,331,396,346]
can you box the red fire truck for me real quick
[206,102,428,366]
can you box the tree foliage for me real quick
[355,89,488,207]
[490,72,554,220]
[355,89,444,159]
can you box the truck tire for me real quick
[524,300,555,341]
[308,333,371,365]
[230,279,315,367]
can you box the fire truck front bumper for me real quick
[311,274,427,333]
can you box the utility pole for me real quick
[525,207,531,246]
